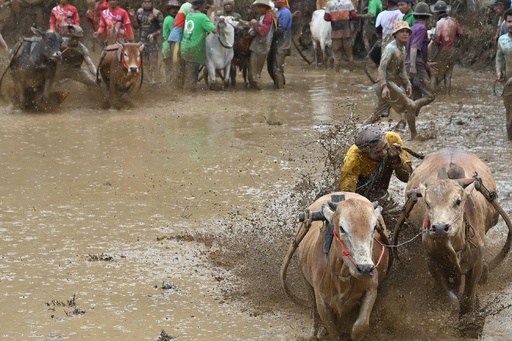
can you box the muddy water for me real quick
[0,55,511,340]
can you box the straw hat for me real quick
[392,20,412,35]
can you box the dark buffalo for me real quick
[97,42,144,109]
[7,28,65,110]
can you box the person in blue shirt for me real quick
[267,0,292,89]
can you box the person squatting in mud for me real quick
[129,0,164,85]
[339,124,413,203]
[363,20,425,140]
[496,8,512,140]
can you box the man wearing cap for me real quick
[430,0,463,95]
[248,0,277,90]
[398,0,415,27]
[49,0,80,35]
[180,0,216,91]
[129,0,164,85]
[267,0,292,88]
[162,0,181,84]
[375,0,404,52]
[364,21,422,138]
[405,1,435,137]
[339,124,412,199]
[496,8,512,139]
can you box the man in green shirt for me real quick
[398,0,415,27]
[180,0,216,91]
[361,0,383,53]
[162,0,181,84]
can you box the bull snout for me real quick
[356,263,374,277]
[129,66,139,73]
[430,223,450,236]
[51,51,62,60]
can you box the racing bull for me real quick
[281,192,390,341]
[395,149,512,315]
[97,42,144,109]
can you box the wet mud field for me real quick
[0,54,511,340]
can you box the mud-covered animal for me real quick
[281,192,389,341]
[97,42,144,109]
[406,149,506,315]
[205,16,236,90]
[230,25,253,87]
[7,27,65,110]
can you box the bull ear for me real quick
[139,44,145,52]
[458,178,475,188]
[321,203,334,225]
[372,201,379,209]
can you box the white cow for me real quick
[205,16,236,90]
[310,9,332,68]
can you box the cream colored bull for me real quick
[406,149,502,315]
[281,192,389,341]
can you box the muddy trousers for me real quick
[267,49,288,89]
[169,42,185,90]
[163,57,172,84]
[183,61,201,92]
[142,51,159,84]
[248,52,267,89]
[331,37,353,71]
[503,87,512,140]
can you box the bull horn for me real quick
[372,201,379,209]
[328,201,338,211]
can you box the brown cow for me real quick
[97,42,144,109]
[230,26,253,87]
[406,149,501,315]
[281,192,389,341]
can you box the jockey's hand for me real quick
[406,85,412,98]
[427,62,438,75]
[408,68,416,81]
[381,85,390,100]
[388,143,403,166]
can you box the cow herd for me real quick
[281,149,512,340]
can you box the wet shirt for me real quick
[497,34,512,80]
[135,8,164,44]
[434,15,463,49]
[180,11,216,64]
[405,21,428,71]
[378,39,410,88]
[324,0,357,39]
[97,7,134,42]
[339,132,411,192]
[50,4,80,34]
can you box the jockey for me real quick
[93,0,135,44]
[49,0,80,35]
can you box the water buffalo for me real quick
[310,9,332,68]
[281,192,389,341]
[406,149,506,315]
[7,27,64,110]
[205,16,236,90]
[97,42,144,109]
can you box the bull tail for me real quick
[280,219,311,308]
[473,175,512,272]
[291,36,313,65]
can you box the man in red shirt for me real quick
[49,0,80,35]
[93,0,134,44]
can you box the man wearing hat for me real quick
[180,0,216,91]
[364,21,421,138]
[248,0,277,90]
[405,1,435,137]
[398,0,415,27]
[496,8,512,139]
[162,0,181,84]
[430,0,463,95]
[339,124,412,200]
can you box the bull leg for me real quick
[230,62,236,87]
[223,63,231,89]
[427,258,460,314]
[445,69,453,95]
[206,62,218,90]
[352,285,378,341]
[460,261,483,315]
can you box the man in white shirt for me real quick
[375,0,404,52]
